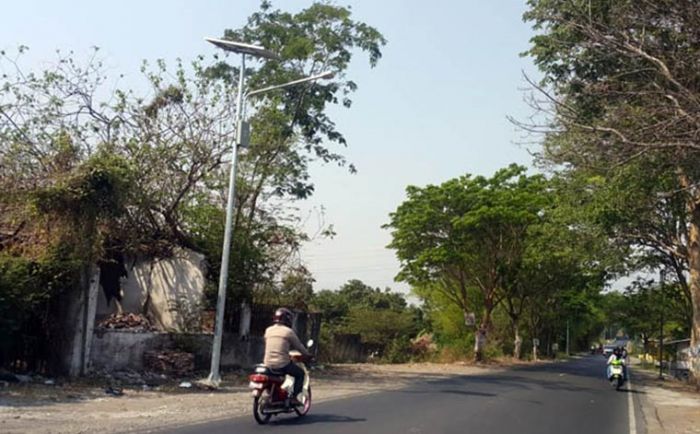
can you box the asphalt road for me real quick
[166,355,644,434]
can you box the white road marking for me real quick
[628,370,637,434]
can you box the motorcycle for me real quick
[248,339,314,424]
[607,360,625,390]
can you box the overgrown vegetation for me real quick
[311,279,422,363]
[0,1,385,372]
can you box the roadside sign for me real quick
[464,312,476,327]
[533,338,540,347]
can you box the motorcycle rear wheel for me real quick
[253,392,272,424]
[294,386,312,417]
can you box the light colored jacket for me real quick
[263,324,311,369]
[607,354,625,365]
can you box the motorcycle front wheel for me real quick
[616,377,624,391]
[253,391,272,425]
[294,386,312,417]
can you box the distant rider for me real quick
[263,307,312,406]
[606,346,627,380]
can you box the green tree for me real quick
[613,278,690,356]
[1,1,386,305]
[197,1,386,301]
[311,279,420,361]
[386,165,550,361]
[524,0,700,379]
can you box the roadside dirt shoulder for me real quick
[633,366,700,434]
[0,363,498,434]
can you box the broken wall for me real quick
[96,248,207,332]
[90,330,265,371]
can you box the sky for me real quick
[1,0,541,297]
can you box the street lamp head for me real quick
[205,37,280,60]
[245,70,336,100]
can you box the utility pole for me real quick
[658,269,666,380]
[566,319,570,356]
[533,338,539,361]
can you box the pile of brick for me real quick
[98,313,153,331]
[143,350,195,377]
[200,310,215,333]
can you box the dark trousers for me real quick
[279,362,305,398]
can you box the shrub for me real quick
[382,337,411,364]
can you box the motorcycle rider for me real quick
[606,346,627,380]
[263,307,312,406]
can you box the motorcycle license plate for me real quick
[611,366,623,375]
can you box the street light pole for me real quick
[658,269,666,380]
[203,37,332,386]
[207,52,247,386]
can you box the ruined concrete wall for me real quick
[90,330,265,372]
[90,330,172,371]
[323,334,366,363]
[54,265,100,376]
[96,248,207,332]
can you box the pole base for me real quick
[199,373,222,389]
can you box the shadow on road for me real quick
[399,388,496,397]
[271,413,367,426]
[427,374,599,394]
[619,388,646,394]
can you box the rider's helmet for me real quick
[273,307,294,327]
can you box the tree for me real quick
[201,1,386,301]
[310,279,420,361]
[524,0,700,380]
[0,2,386,371]
[1,1,386,304]
[386,165,549,361]
[612,277,690,356]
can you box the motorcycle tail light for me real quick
[249,374,268,383]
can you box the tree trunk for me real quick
[474,301,494,362]
[642,334,649,356]
[687,201,700,385]
[474,326,487,362]
[512,320,522,359]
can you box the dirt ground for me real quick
[0,363,497,434]
[633,366,700,434]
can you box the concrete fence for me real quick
[90,330,266,372]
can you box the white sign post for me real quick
[464,312,476,327]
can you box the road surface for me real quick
[166,356,644,434]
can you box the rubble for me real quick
[143,350,195,377]
[200,310,215,333]
[97,313,154,331]
[104,386,124,397]
[14,374,32,383]
[112,370,146,385]
[0,371,19,383]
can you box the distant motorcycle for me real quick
[607,360,625,390]
[248,340,314,424]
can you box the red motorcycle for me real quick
[248,340,314,424]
